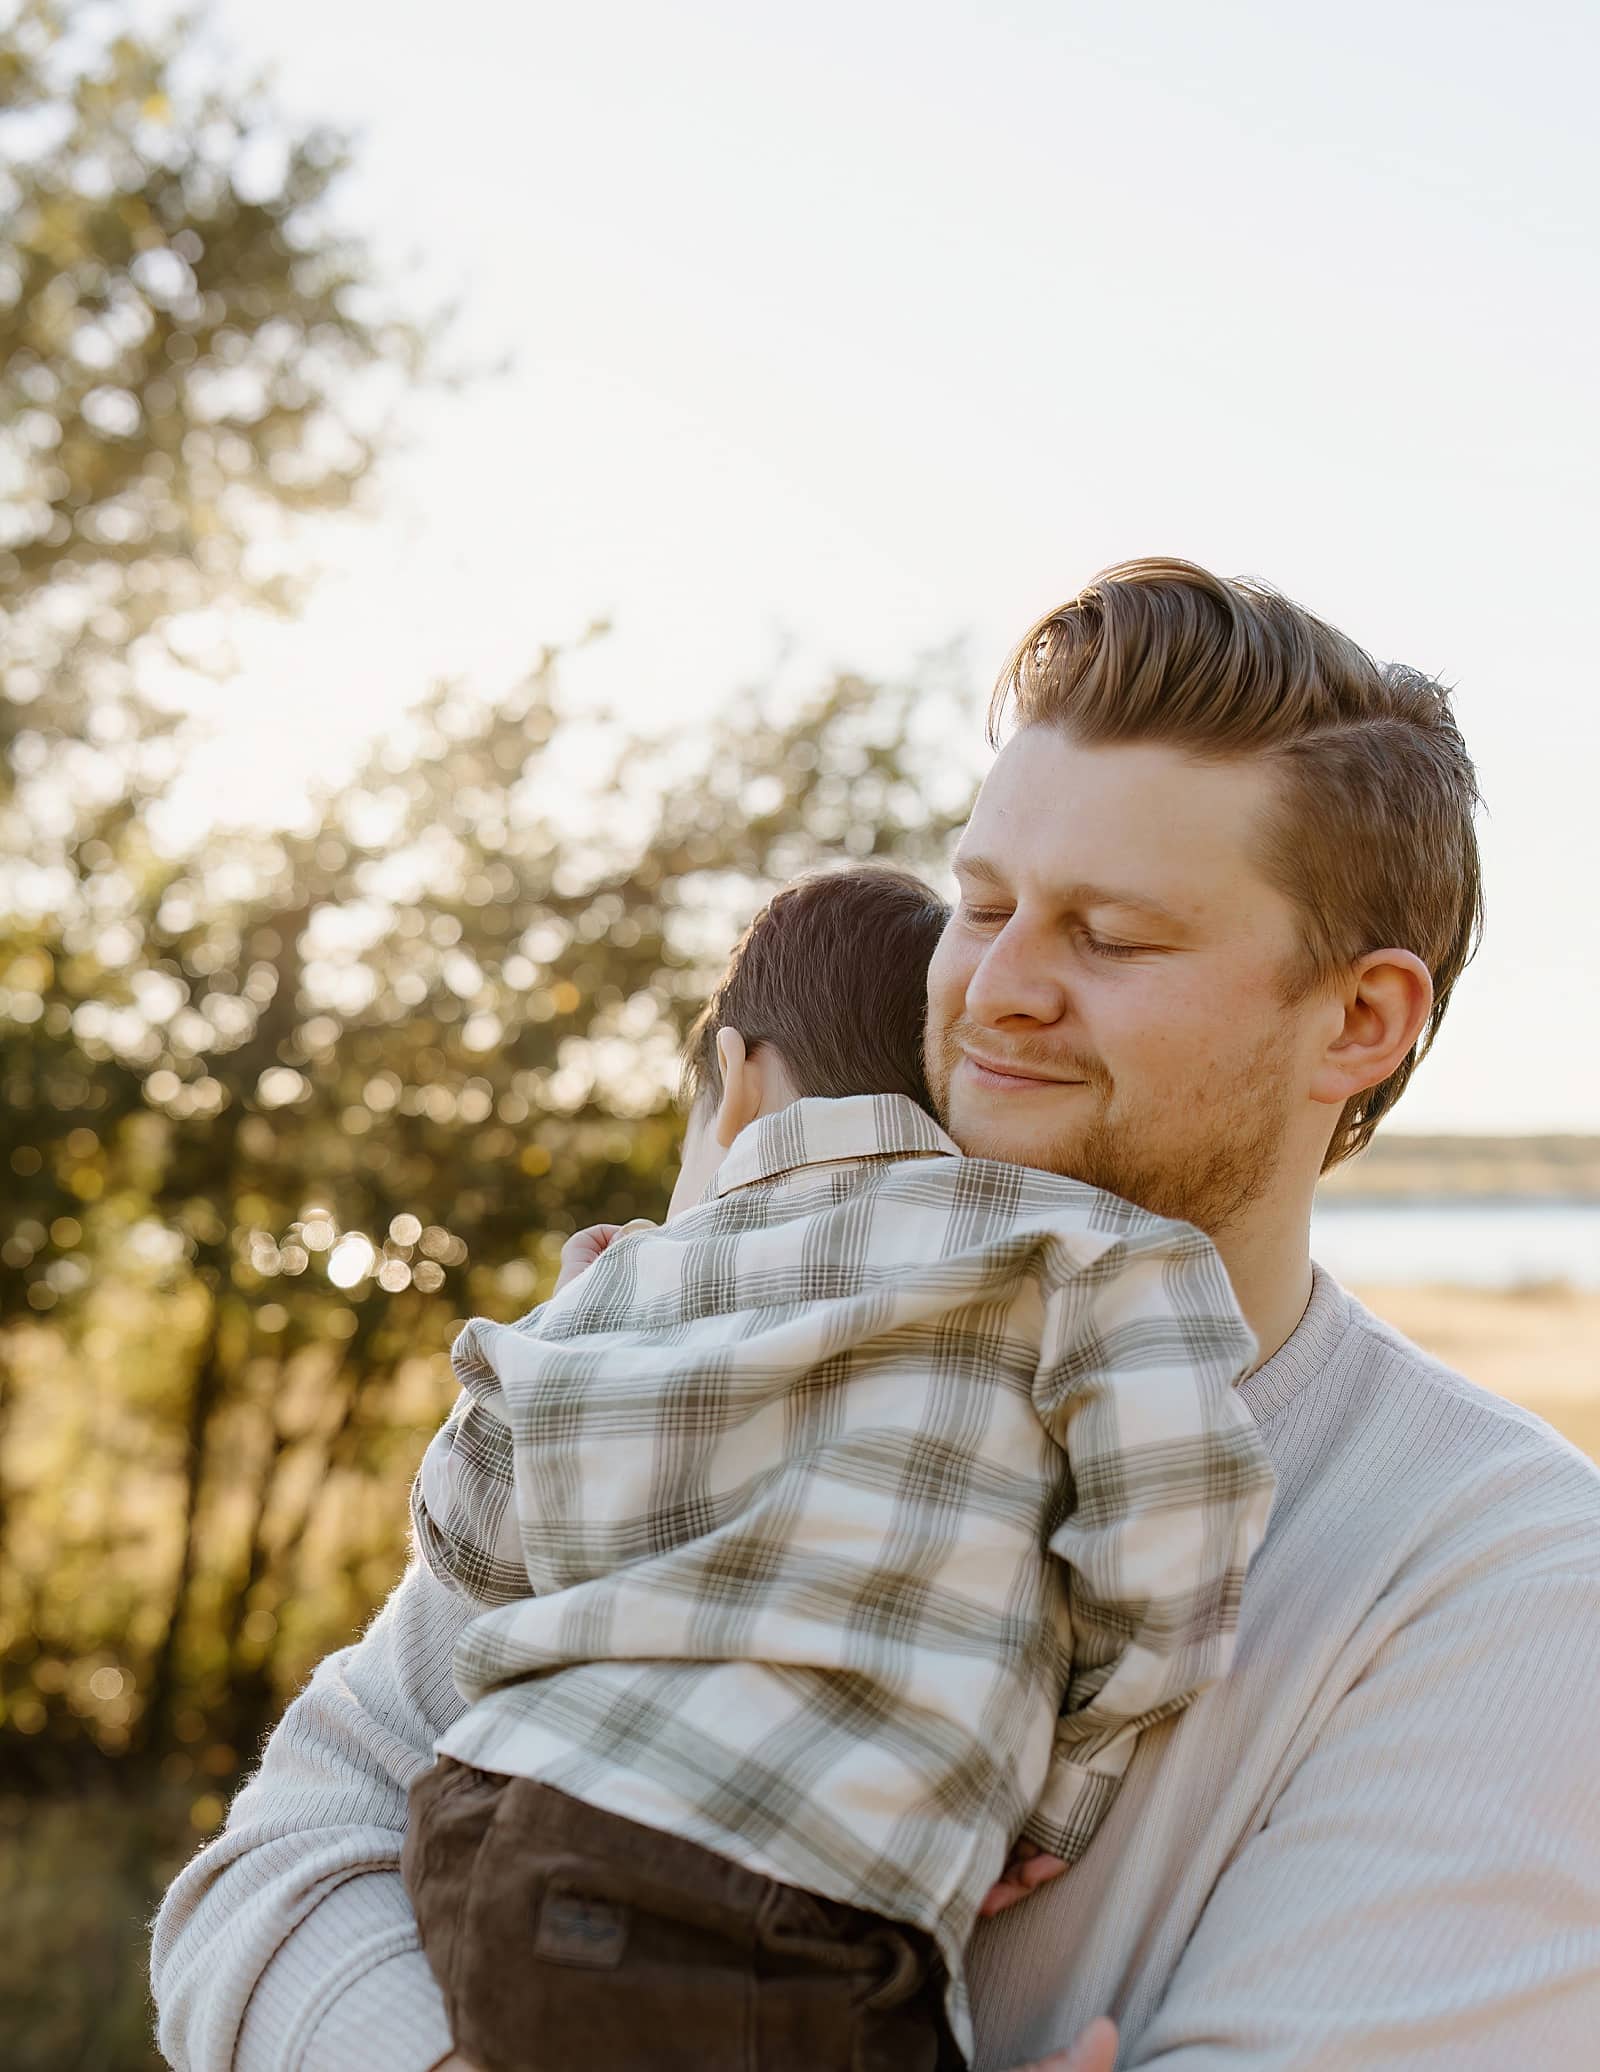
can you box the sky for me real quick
[154,0,1597,1132]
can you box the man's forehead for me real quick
[954,731,1280,917]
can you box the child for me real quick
[403,864,1274,2071]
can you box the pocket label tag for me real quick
[534,1890,630,1970]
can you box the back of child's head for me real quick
[682,865,950,1117]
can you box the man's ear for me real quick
[1309,949,1434,1110]
[712,1027,762,1148]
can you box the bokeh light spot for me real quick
[328,1233,376,1287]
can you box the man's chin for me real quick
[943,1097,1090,1177]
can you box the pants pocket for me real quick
[450,1795,755,2072]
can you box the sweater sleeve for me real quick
[1126,1556,1600,2067]
[409,1316,536,1605]
[149,1558,475,2072]
[1024,1227,1271,1860]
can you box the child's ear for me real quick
[712,1027,761,1148]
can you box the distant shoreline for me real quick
[1322,1134,1600,1203]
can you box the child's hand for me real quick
[978,1839,1068,1917]
[555,1224,626,1290]
[554,1217,655,1290]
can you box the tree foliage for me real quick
[0,2,978,1787]
[0,0,423,790]
[1,648,974,1776]
[0,18,976,2062]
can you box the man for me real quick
[151,560,1600,2069]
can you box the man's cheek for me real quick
[925,927,959,988]
[925,946,970,1027]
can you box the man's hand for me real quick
[1008,2015,1119,2072]
[979,1837,1068,1917]
[429,2055,480,2071]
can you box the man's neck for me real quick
[1209,1182,1317,1372]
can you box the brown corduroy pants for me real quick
[403,1758,962,2072]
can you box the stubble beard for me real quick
[925,1018,1294,1240]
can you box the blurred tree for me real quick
[0,8,981,2060]
[0,0,437,1815]
[0,0,430,1743]
[0,0,424,794]
[1,642,975,1771]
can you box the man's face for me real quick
[925,727,1324,1234]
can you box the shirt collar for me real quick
[707,1094,960,1199]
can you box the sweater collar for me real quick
[1237,1264,1356,1423]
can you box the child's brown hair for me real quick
[682,865,950,1116]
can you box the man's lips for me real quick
[960,1052,1086,1091]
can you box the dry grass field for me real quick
[1353,1282,1600,1461]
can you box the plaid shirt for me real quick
[415,1095,1273,2048]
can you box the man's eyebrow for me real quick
[952,853,1191,930]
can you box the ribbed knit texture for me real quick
[150,1270,1600,2069]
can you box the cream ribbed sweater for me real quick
[150,1270,1600,2069]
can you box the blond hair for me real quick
[990,557,1483,1168]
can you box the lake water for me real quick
[1309,1199,1600,1290]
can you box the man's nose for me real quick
[964,920,1067,1028]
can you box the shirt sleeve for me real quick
[1123,1559,1600,2067]
[1023,1226,1273,1860]
[408,1314,536,1606]
[148,1558,473,2072]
